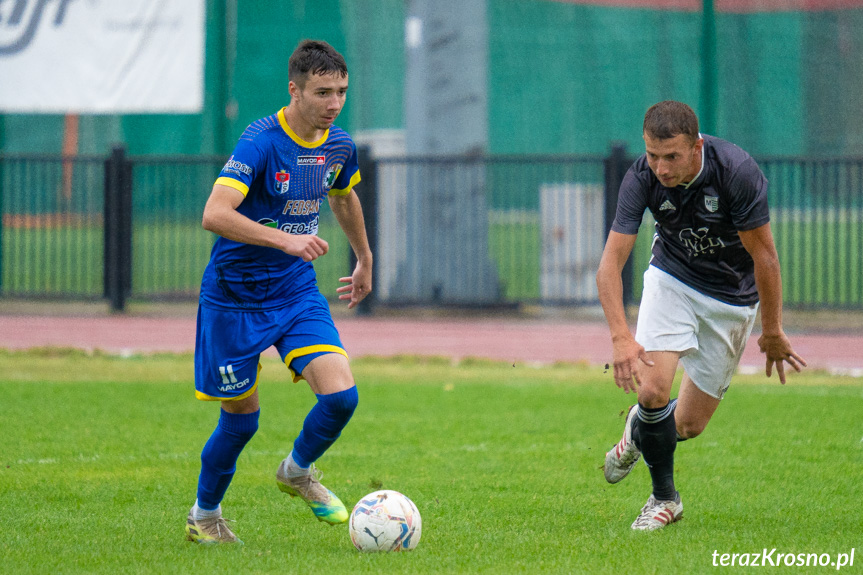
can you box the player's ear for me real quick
[288,80,300,99]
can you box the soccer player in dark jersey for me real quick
[184,40,372,544]
[596,100,806,531]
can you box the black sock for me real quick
[632,398,681,448]
[637,402,677,501]
[631,411,642,450]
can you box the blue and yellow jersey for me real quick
[199,107,361,310]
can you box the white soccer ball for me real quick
[349,490,422,552]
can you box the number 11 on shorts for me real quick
[219,364,238,385]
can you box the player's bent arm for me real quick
[328,189,373,307]
[738,223,783,335]
[596,231,639,342]
[328,190,373,265]
[202,184,328,261]
[739,222,807,378]
[596,231,651,391]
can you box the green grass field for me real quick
[1,350,860,573]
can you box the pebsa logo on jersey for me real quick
[275,170,290,194]
[704,196,719,213]
[282,199,321,216]
[297,156,326,165]
[324,164,343,190]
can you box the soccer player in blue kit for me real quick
[596,101,807,531]
[184,40,373,544]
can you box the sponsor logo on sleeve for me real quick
[223,155,253,176]
[324,164,343,190]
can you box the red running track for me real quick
[1,315,861,375]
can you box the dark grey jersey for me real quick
[611,135,770,306]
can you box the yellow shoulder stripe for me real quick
[215,177,249,196]
[329,171,362,197]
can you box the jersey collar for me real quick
[278,107,329,148]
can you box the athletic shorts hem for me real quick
[638,345,697,357]
[195,380,259,402]
[284,345,349,382]
[685,375,724,400]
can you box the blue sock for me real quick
[292,387,358,468]
[196,409,259,510]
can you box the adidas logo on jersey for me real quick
[659,200,676,211]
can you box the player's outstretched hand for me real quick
[337,262,372,309]
[758,332,807,385]
[281,235,329,262]
[612,336,654,394]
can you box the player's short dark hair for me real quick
[288,40,348,87]
[643,101,700,142]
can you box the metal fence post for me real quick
[603,143,634,306]
[104,145,132,312]
[351,146,378,315]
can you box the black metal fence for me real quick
[0,154,106,298]
[0,148,356,310]
[759,158,863,308]
[0,150,222,308]
[1,148,862,311]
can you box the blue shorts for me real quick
[194,291,347,401]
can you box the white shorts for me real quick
[635,266,759,400]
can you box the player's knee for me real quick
[212,408,259,448]
[637,388,671,410]
[338,385,359,417]
[233,409,260,440]
[676,419,705,439]
[319,385,358,421]
[247,412,260,436]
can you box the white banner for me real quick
[0,0,205,113]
